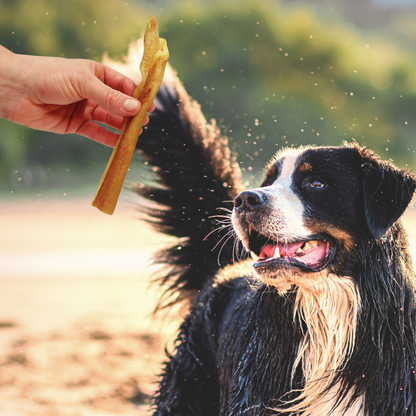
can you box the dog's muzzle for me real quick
[233,190,336,274]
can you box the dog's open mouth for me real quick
[247,227,335,273]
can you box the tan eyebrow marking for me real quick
[299,162,313,172]
[266,164,277,180]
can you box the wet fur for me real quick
[124,59,416,415]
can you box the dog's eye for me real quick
[308,179,325,188]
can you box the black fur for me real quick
[135,73,241,306]
[134,68,416,415]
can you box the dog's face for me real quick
[232,145,415,289]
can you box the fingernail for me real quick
[122,99,139,112]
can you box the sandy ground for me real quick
[0,194,180,416]
[1,194,416,416]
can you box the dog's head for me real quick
[232,144,416,290]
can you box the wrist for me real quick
[0,46,27,121]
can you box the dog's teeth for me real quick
[251,251,259,261]
[273,246,281,258]
[303,241,317,251]
[248,224,252,236]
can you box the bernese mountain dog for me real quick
[129,63,416,415]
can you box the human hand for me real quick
[0,46,153,147]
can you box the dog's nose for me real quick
[234,190,264,211]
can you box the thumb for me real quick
[83,75,141,117]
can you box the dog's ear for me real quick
[362,157,416,239]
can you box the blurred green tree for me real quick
[1,0,415,191]
[158,0,416,181]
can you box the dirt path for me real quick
[1,196,415,415]
[0,196,178,416]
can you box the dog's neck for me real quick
[274,273,363,415]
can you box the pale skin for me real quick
[0,45,153,147]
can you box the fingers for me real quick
[76,103,150,146]
[90,105,150,131]
[77,118,149,147]
[88,64,156,118]
[76,120,119,147]
[70,61,154,145]
[84,75,141,118]
[99,64,137,97]
[76,63,139,118]
[91,106,125,131]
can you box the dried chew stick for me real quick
[92,16,169,215]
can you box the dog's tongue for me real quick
[258,240,329,268]
[279,241,305,258]
[259,241,304,259]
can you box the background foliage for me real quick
[1,0,416,192]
